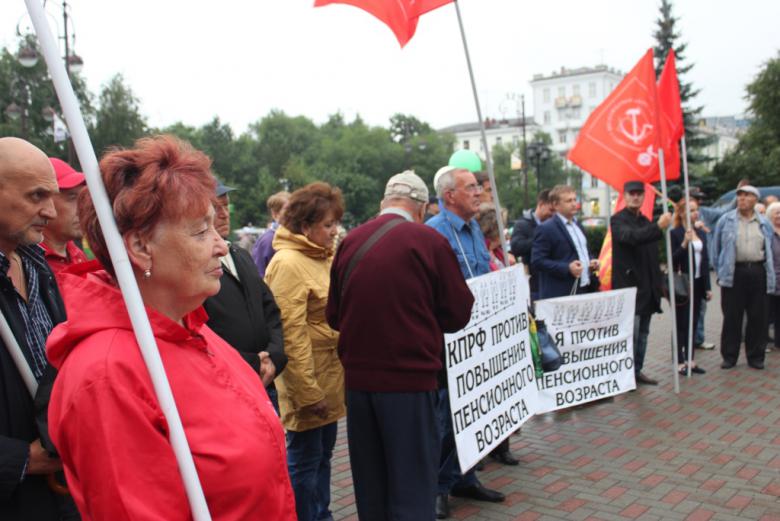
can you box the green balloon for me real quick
[448,149,483,173]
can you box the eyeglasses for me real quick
[462,183,484,194]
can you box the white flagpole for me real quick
[680,136,694,377]
[24,2,212,519]
[0,310,38,397]
[658,148,680,394]
[453,1,510,263]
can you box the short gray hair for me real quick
[767,201,780,220]
[435,168,462,198]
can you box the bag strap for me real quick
[340,217,403,298]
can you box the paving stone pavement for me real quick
[328,282,780,521]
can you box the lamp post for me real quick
[10,1,83,163]
[526,140,551,193]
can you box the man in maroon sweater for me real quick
[326,171,474,521]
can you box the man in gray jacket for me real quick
[711,185,776,369]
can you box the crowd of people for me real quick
[0,134,777,521]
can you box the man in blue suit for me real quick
[532,185,598,300]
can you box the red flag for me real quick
[314,0,454,47]
[657,50,684,179]
[568,49,675,191]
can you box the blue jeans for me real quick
[695,300,706,346]
[436,388,479,495]
[287,422,338,521]
[633,314,652,374]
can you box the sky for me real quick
[2,1,778,134]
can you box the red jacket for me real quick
[46,261,296,520]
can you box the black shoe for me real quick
[721,361,736,369]
[748,361,765,370]
[489,450,519,466]
[450,484,505,503]
[691,366,706,374]
[436,494,450,519]
[636,372,658,385]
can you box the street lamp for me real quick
[526,140,551,193]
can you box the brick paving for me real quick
[329,282,780,520]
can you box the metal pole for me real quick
[453,0,510,263]
[681,136,694,377]
[658,148,680,394]
[521,95,528,209]
[24,1,213,518]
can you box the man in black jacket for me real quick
[611,180,672,385]
[510,189,552,300]
[0,137,77,520]
[203,181,286,408]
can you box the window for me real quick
[571,108,581,119]
[558,86,565,97]
[558,131,567,144]
[589,82,597,98]
[572,84,580,96]
[463,140,470,150]
[543,111,551,124]
[591,175,599,188]
[543,88,550,103]
[496,136,502,145]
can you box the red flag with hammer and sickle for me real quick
[314,0,454,47]
[568,49,678,190]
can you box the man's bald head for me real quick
[0,138,58,254]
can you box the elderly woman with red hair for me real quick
[45,136,296,520]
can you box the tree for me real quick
[0,37,93,159]
[91,74,147,157]
[652,0,712,169]
[712,52,780,191]
[389,113,433,143]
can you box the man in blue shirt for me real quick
[427,165,505,519]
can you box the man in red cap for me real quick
[41,158,88,280]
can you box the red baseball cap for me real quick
[49,157,85,190]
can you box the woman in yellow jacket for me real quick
[265,182,345,521]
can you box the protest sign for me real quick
[445,265,539,472]
[535,288,637,412]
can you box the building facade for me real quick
[530,65,624,217]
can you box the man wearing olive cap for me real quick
[327,171,474,521]
[711,185,775,369]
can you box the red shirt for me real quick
[41,240,88,282]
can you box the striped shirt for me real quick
[0,245,53,380]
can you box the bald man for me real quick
[0,138,76,519]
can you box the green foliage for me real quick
[0,36,454,228]
[712,52,780,192]
[584,226,607,258]
[90,74,147,156]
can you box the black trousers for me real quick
[346,390,439,521]
[720,263,768,365]
[675,276,705,364]
[769,294,780,348]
